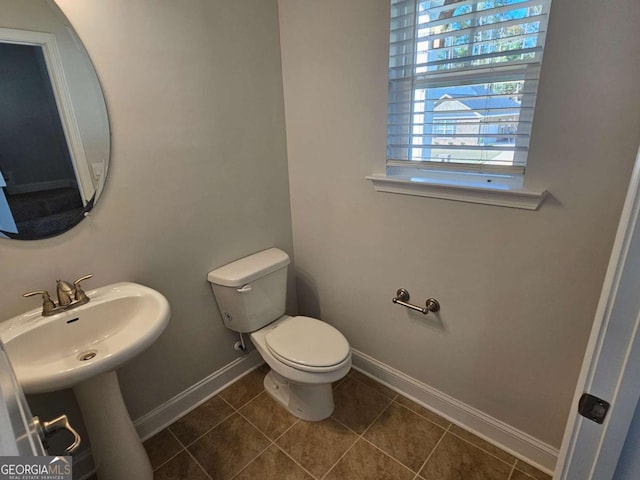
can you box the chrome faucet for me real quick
[23,274,93,316]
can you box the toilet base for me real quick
[263,370,334,421]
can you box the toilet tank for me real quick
[207,248,290,333]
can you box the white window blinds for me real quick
[387,0,551,174]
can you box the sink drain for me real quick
[78,351,97,361]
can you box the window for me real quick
[386,0,551,177]
[433,119,456,136]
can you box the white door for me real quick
[556,146,640,479]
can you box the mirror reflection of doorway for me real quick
[0,169,17,234]
[0,42,83,238]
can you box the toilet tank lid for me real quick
[207,248,290,287]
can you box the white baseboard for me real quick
[134,351,263,440]
[351,349,558,475]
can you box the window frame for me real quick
[368,0,551,209]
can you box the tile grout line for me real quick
[331,379,466,478]
[358,395,396,437]
[411,423,451,480]
[234,397,302,444]
[150,428,189,472]
[219,394,238,411]
[511,469,545,480]
[349,372,400,403]
[447,428,518,468]
[255,414,320,480]
[149,448,183,473]
[268,410,351,480]
[164,392,254,477]
[175,391,259,450]
[507,462,517,480]
[227,441,273,480]
[392,397,452,430]
[318,435,360,480]
[321,395,396,479]
[328,387,396,438]
[161,425,213,480]
[170,408,237,450]
[184,445,214,480]
[358,436,425,477]
[168,400,238,480]
[229,411,313,480]
[219,388,265,412]
[272,443,323,480]
[348,394,444,477]
[214,393,276,480]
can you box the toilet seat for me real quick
[265,316,350,373]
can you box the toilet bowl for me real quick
[208,248,351,421]
[251,315,351,420]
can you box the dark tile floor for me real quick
[143,367,552,480]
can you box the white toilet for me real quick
[207,248,351,421]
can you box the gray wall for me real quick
[278,0,640,448]
[0,0,293,449]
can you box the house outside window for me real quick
[387,0,552,176]
[433,119,455,136]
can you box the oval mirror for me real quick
[0,0,109,240]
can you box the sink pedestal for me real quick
[74,371,152,480]
[0,282,170,479]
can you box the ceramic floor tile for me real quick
[219,369,265,409]
[234,445,313,480]
[324,439,414,480]
[144,429,183,469]
[449,424,516,465]
[332,368,353,390]
[394,394,451,429]
[364,402,446,472]
[511,470,536,480]
[188,413,270,480]
[169,395,234,445]
[420,432,513,480]
[276,417,358,479]
[152,369,537,480]
[153,451,209,480]
[349,370,398,399]
[331,376,393,433]
[513,460,553,480]
[239,391,298,440]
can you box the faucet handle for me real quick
[73,274,93,303]
[73,274,93,286]
[22,290,56,316]
[23,290,51,298]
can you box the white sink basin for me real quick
[0,282,170,394]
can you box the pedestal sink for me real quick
[0,282,170,480]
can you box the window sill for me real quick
[366,172,547,210]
